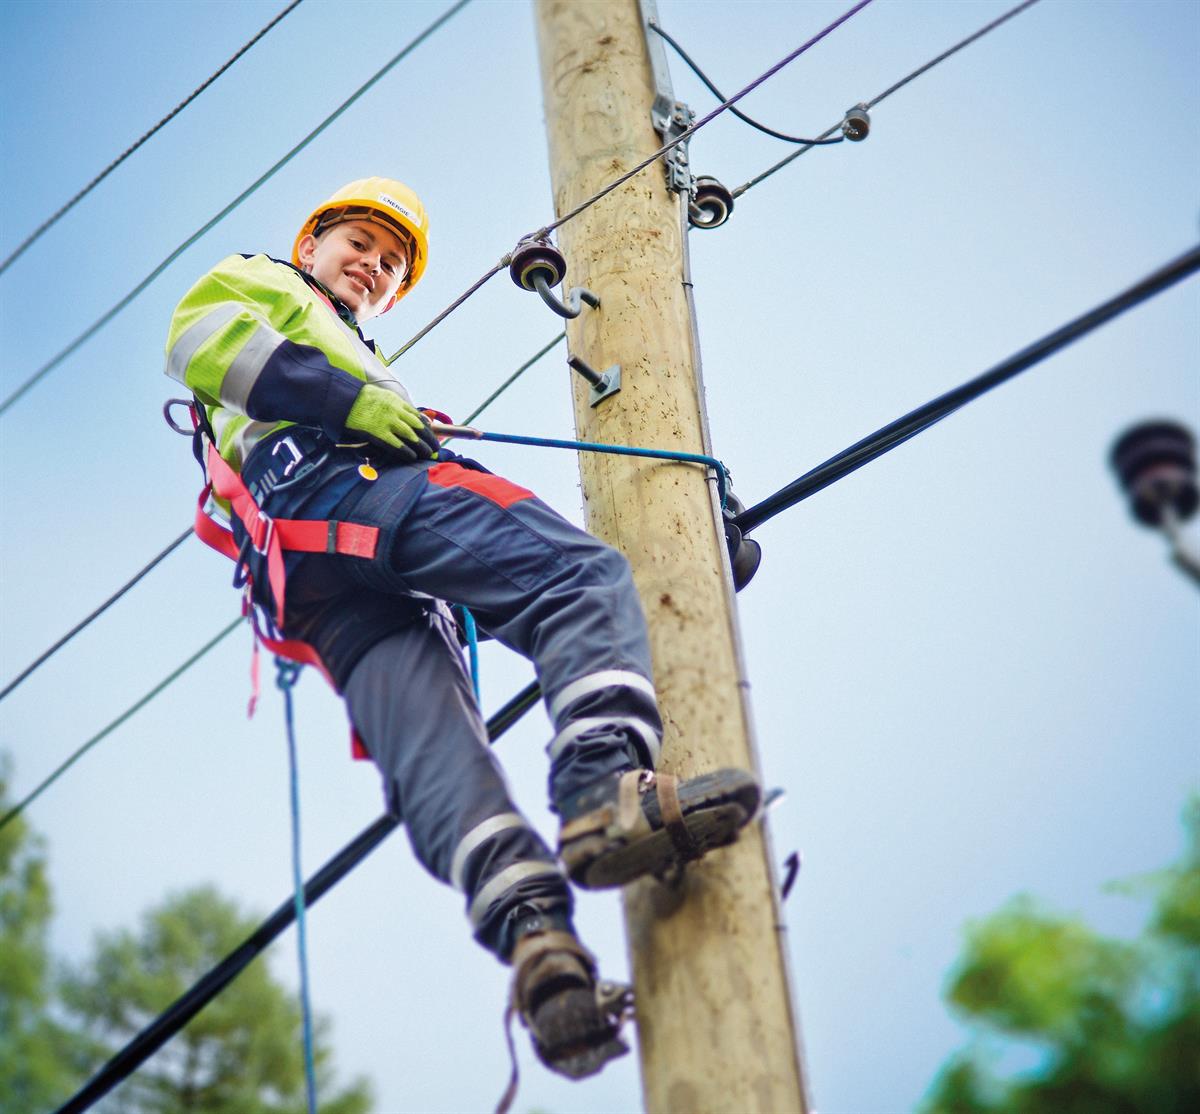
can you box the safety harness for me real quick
[170,397,379,755]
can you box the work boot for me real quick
[557,767,761,890]
[508,919,631,1081]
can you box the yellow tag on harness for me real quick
[358,463,378,481]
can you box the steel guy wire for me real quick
[732,242,1200,535]
[0,1,305,277]
[0,332,562,705]
[0,528,195,702]
[0,0,473,419]
[733,0,1042,199]
[383,0,875,363]
[0,617,242,834]
[648,20,845,146]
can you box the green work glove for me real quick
[344,384,440,463]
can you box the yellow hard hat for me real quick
[293,177,429,309]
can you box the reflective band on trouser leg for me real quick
[548,669,657,723]
[468,861,565,929]
[549,715,661,768]
[449,811,527,892]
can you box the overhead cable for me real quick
[0,0,473,419]
[52,679,542,1114]
[0,1,305,277]
[0,331,562,706]
[0,528,195,702]
[648,21,845,146]
[462,333,565,424]
[732,242,1200,535]
[0,618,242,834]
[733,0,1042,199]
[385,0,875,362]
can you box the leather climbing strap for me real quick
[655,772,698,857]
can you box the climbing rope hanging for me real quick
[276,660,319,1114]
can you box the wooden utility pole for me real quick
[534,3,809,1111]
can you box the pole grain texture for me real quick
[533,2,809,1110]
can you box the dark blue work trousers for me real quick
[240,432,662,957]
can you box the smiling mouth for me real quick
[345,273,373,294]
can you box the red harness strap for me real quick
[193,429,378,758]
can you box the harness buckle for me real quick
[250,509,275,555]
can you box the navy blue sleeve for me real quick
[244,340,363,440]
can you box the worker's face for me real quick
[297,219,409,320]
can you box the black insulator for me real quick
[509,237,566,291]
[689,177,734,230]
[1110,419,1198,527]
[722,494,763,590]
[841,105,870,142]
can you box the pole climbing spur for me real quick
[508,235,600,319]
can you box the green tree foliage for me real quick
[0,755,78,1110]
[61,885,373,1114]
[924,799,1200,1114]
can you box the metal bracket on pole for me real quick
[639,0,695,195]
[568,355,622,407]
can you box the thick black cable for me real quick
[0,0,473,419]
[52,678,542,1114]
[648,21,844,146]
[0,528,195,702]
[386,0,874,362]
[0,618,242,835]
[733,0,1042,198]
[733,243,1200,535]
[0,1,304,277]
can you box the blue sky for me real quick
[1,1,1197,1112]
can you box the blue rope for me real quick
[460,606,481,701]
[276,659,318,1114]
[471,430,730,508]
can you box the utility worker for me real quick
[165,178,760,1081]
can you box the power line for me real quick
[648,21,845,146]
[385,0,875,363]
[732,242,1200,535]
[0,618,242,834]
[462,333,565,424]
[0,331,562,707]
[0,0,473,419]
[0,528,195,702]
[0,1,305,277]
[733,0,1042,199]
[52,678,542,1114]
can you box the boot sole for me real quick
[530,987,629,1079]
[561,770,759,890]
